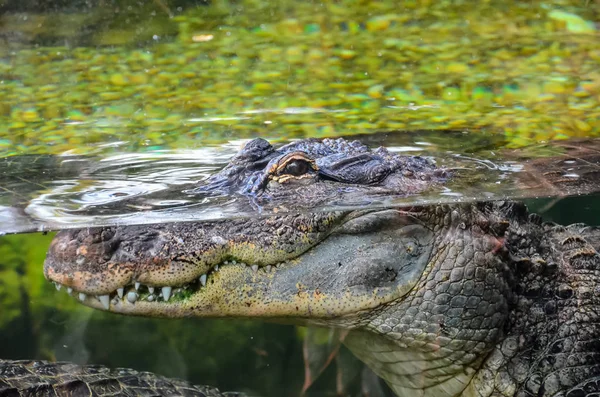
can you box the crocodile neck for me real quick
[346,203,600,397]
[345,329,484,397]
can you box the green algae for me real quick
[0,0,599,156]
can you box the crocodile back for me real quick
[532,223,600,397]
[479,219,600,397]
[0,359,242,397]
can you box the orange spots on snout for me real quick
[45,266,74,285]
[46,262,134,294]
[76,246,88,256]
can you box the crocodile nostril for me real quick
[100,228,116,242]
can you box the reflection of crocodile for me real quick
[4,138,600,396]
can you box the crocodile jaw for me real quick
[70,261,406,320]
[47,210,434,322]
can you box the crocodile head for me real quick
[44,209,437,321]
[196,137,446,207]
[44,137,446,321]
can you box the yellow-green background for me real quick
[1,0,599,156]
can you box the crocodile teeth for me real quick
[251,265,259,272]
[98,295,110,310]
[214,265,219,271]
[78,293,86,302]
[117,288,124,298]
[162,287,172,301]
[127,291,137,303]
[147,295,155,302]
[148,287,155,293]
[135,282,140,290]
[67,287,73,294]
[199,274,207,286]
[54,282,61,291]
[266,265,272,272]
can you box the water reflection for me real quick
[1,131,599,234]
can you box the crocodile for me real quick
[0,359,244,396]
[4,137,600,396]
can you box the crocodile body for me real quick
[0,359,242,397]
[3,138,600,396]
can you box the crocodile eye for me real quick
[283,159,310,176]
[269,152,317,183]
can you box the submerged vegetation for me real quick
[1,0,599,156]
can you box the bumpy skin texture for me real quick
[345,202,600,397]
[0,359,241,397]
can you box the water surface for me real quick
[2,131,599,235]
